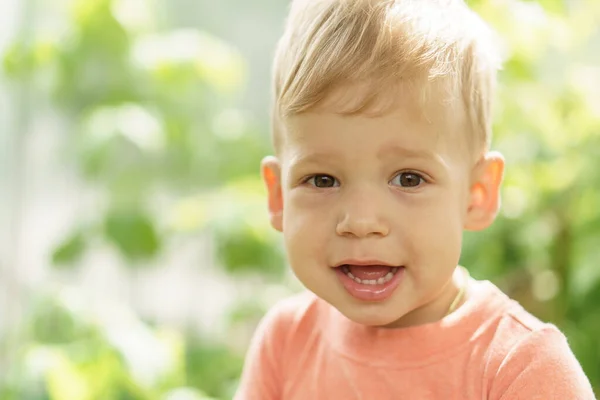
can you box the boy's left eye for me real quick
[390,172,425,188]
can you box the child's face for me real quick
[263,96,504,327]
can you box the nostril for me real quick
[336,214,390,238]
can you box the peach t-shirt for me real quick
[235,278,595,399]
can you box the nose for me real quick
[335,190,390,238]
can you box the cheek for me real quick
[401,192,464,258]
[282,193,332,255]
[282,204,333,286]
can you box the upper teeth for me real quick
[341,265,399,285]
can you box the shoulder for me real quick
[482,298,595,399]
[488,305,572,371]
[234,292,323,400]
[259,290,322,330]
[253,290,325,351]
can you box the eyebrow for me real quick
[287,152,335,168]
[287,145,448,170]
[377,145,448,168]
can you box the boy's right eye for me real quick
[306,174,339,188]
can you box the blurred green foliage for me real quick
[2,290,227,399]
[3,0,276,398]
[462,1,600,392]
[4,0,282,272]
[2,0,600,398]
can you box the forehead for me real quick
[280,88,470,166]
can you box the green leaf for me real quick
[52,231,88,268]
[2,42,32,78]
[184,339,243,399]
[104,209,161,262]
[214,222,284,278]
[28,295,95,344]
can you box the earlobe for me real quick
[261,156,284,232]
[464,151,505,231]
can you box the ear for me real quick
[261,156,284,232]
[464,151,505,231]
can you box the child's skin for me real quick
[262,87,504,328]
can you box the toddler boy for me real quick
[235,0,595,398]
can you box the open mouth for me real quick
[340,264,400,285]
[334,264,405,302]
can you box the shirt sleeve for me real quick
[488,326,596,400]
[233,301,290,400]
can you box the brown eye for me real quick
[391,172,424,188]
[309,174,338,188]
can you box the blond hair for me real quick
[271,0,501,155]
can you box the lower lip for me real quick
[334,266,405,302]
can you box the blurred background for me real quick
[0,0,598,398]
